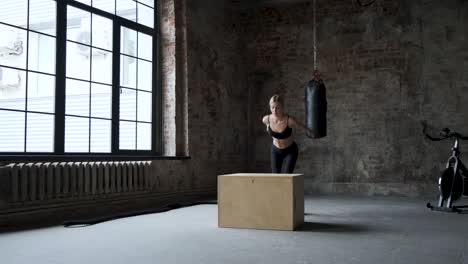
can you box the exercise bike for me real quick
[423,125,468,213]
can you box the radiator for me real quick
[0,161,153,203]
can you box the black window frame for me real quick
[0,0,168,162]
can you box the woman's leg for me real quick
[282,142,298,173]
[271,145,284,173]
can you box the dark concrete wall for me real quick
[143,0,249,192]
[184,0,249,185]
[235,0,468,196]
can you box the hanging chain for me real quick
[313,0,317,70]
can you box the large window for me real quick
[0,0,158,159]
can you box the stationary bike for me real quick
[423,125,468,213]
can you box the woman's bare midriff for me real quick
[272,137,293,149]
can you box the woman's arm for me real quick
[289,116,315,138]
[262,115,270,131]
[262,115,269,125]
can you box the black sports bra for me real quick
[267,115,292,139]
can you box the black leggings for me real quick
[271,142,298,173]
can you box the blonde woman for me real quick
[262,95,313,173]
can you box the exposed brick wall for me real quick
[236,0,468,195]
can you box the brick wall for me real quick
[235,0,468,196]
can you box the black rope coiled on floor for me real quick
[356,0,376,7]
[63,200,218,228]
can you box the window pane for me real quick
[91,49,112,84]
[90,118,111,152]
[0,0,27,28]
[65,116,89,152]
[67,6,91,45]
[137,91,151,122]
[137,3,153,28]
[26,113,54,152]
[28,32,56,74]
[29,0,57,36]
[66,41,90,80]
[138,0,154,8]
[27,72,55,113]
[120,88,136,121]
[0,110,25,152]
[137,123,151,150]
[0,24,27,70]
[137,59,152,92]
[138,32,152,61]
[92,14,112,51]
[93,0,115,15]
[0,67,26,111]
[91,83,111,118]
[120,121,135,150]
[120,55,136,88]
[66,79,89,117]
[117,0,137,22]
[121,27,136,56]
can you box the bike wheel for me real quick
[464,176,468,196]
[439,168,463,202]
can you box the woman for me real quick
[262,95,313,173]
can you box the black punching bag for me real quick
[305,78,327,138]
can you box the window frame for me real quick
[0,0,165,162]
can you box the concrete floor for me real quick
[0,195,467,264]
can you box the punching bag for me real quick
[305,78,327,138]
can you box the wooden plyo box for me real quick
[218,173,304,231]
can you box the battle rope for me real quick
[356,0,376,7]
[63,200,217,228]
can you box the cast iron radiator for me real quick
[0,161,153,203]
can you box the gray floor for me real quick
[1,195,467,264]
